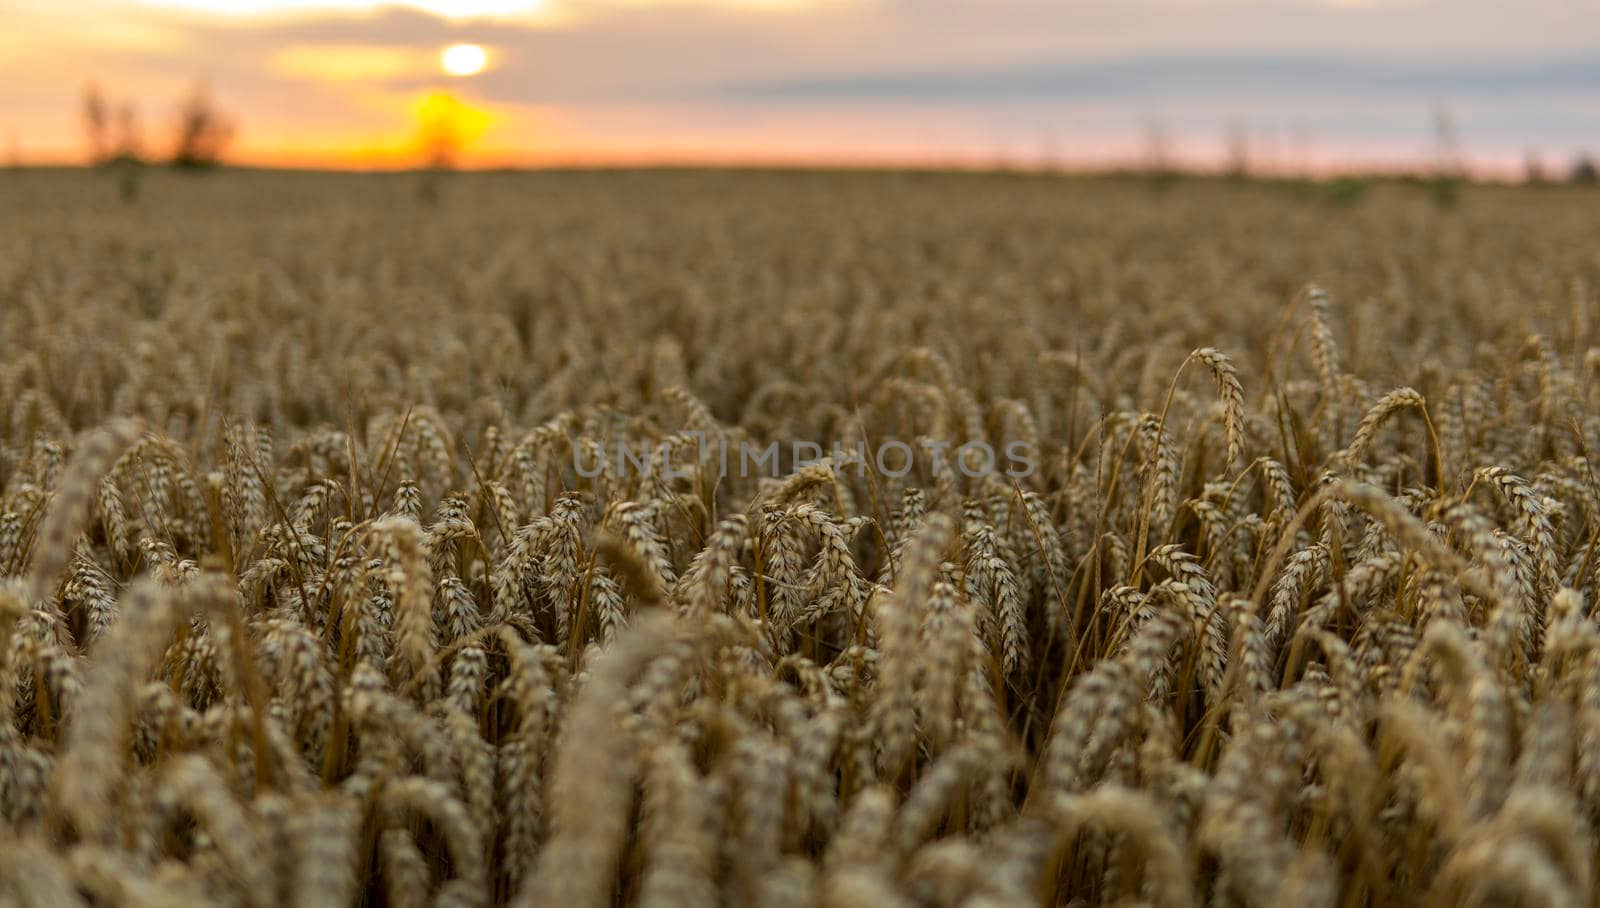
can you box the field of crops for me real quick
[2,168,1599,906]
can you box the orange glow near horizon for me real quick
[412,89,494,164]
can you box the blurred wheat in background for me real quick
[1,168,1599,905]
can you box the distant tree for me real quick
[1572,154,1598,186]
[1431,102,1463,179]
[1038,128,1061,174]
[415,91,468,204]
[417,91,466,171]
[82,83,145,167]
[1223,119,1250,179]
[170,84,233,169]
[1427,103,1463,208]
[82,83,110,164]
[113,101,143,163]
[1288,123,1314,177]
[81,83,144,200]
[1524,149,1546,185]
[420,121,460,170]
[1142,116,1172,175]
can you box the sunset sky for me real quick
[3,0,1597,171]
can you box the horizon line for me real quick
[10,157,1594,185]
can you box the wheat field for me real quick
[2,168,1599,906]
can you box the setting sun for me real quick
[440,43,488,77]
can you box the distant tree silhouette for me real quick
[1427,103,1463,208]
[114,101,143,163]
[1524,149,1546,185]
[418,92,465,170]
[415,91,470,204]
[1142,116,1172,175]
[82,83,145,168]
[1223,119,1250,178]
[1572,154,1598,186]
[82,83,145,201]
[170,84,233,168]
[1431,103,1463,179]
[82,83,110,164]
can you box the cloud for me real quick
[722,54,1600,105]
[125,1,554,20]
[270,43,433,81]
[121,0,849,24]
